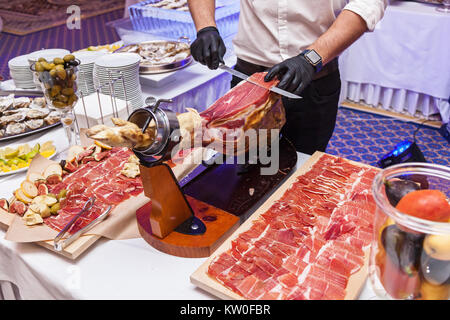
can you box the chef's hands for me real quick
[264,54,315,95]
[190,26,226,70]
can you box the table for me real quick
[339,0,450,123]
[0,128,378,299]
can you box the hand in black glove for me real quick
[190,26,226,70]
[264,54,315,95]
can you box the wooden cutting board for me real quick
[0,209,101,260]
[191,151,376,300]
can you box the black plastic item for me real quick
[182,136,298,222]
[378,141,426,169]
[174,216,206,236]
[439,123,450,144]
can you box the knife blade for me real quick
[178,150,221,188]
[219,64,303,100]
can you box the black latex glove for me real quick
[190,26,226,70]
[264,54,315,95]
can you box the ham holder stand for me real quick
[127,97,297,258]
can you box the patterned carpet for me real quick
[0,9,122,80]
[0,0,125,35]
[326,107,450,168]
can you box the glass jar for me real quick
[370,162,450,300]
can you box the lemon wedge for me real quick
[94,140,112,150]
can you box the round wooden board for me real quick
[136,196,240,258]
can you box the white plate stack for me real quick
[8,54,36,89]
[93,53,144,110]
[27,48,71,64]
[74,51,108,95]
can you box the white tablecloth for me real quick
[0,138,378,300]
[339,0,450,123]
[0,50,380,300]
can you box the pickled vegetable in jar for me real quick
[370,163,450,300]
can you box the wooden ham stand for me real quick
[129,100,239,258]
[136,162,239,258]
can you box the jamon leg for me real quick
[86,72,285,156]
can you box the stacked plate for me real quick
[8,54,36,89]
[27,48,71,65]
[93,53,144,110]
[74,51,108,95]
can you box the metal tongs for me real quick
[53,197,112,251]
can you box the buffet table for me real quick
[0,126,379,299]
[339,0,450,123]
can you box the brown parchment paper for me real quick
[2,144,205,243]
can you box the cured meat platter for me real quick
[191,152,379,300]
[0,145,203,259]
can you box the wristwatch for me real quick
[301,49,323,73]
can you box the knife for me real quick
[178,150,221,188]
[219,64,303,99]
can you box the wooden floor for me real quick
[341,100,443,129]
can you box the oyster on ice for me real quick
[5,122,26,135]
[26,108,50,119]
[0,112,27,126]
[44,111,61,125]
[12,97,31,109]
[0,94,14,113]
[24,119,44,130]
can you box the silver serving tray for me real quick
[0,121,61,142]
[410,0,443,5]
[115,39,193,75]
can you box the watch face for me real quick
[306,50,321,65]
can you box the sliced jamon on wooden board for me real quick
[191,152,379,300]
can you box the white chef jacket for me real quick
[232,0,387,67]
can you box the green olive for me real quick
[63,54,75,62]
[49,69,57,78]
[38,57,47,63]
[57,189,67,200]
[34,62,44,72]
[56,94,69,103]
[55,64,65,71]
[61,87,74,96]
[41,61,53,71]
[71,73,77,81]
[56,69,67,80]
[68,94,78,105]
[53,57,65,65]
[50,85,61,97]
[50,202,60,215]
[52,101,67,108]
